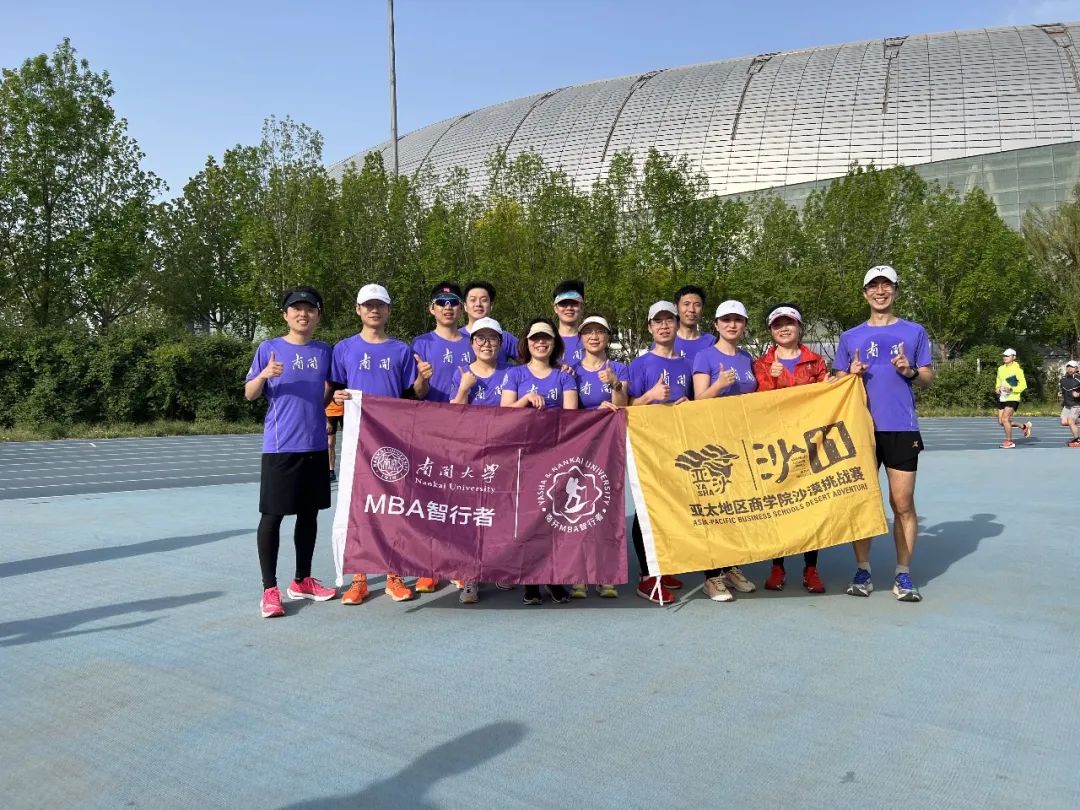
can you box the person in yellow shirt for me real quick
[995,348,1032,449]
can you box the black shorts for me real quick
[326,415,343,434]
[997,400,1020,412]
[875,431,923,472]
[260,451,331,515]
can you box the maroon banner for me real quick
[342,395,627,584]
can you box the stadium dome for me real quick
[331,22,1080,227]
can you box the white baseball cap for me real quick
[767,305,802,326]
[1003,348,1017,357]
[863,265,898,287]
[357,283,391,305]
[714,300,748,319]
[468,317,503,336]
[1066,360,1078,368]
[648,301,678,321]
[578,315,611,333]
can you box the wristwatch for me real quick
[902,368,918,380]
[611,380,624,392]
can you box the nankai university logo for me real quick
[370,446,410,482]
[537,457,612,532]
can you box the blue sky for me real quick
[2,0,1078,195]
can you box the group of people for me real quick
[995,349,1080,449]
[246,264,936,618]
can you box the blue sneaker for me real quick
[892,572,922,602]
[846,568,873,597]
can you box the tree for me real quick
[0,39,159,329]
[1023,186,1080,355]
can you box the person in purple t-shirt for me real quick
[674,284,717,362]
[691,300,759,602]
[244,286,338,619]
[330,283,429,606]
[413,280,474,404]
[460,280,519,367]
[450,317,509,411]
[568,314,629,600]
[501,318,578,605]
[552,279,586,365]
[628,301,693,606]
[833,265,934,603]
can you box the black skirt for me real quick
[259,451,332,515]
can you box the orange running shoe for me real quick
[341,574,368,605]
[414,576,438,593]
[385,574,414,602]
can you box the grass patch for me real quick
[0,419,263,442]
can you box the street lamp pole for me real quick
[388,0,399,176]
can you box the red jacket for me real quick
[753,344,828,390]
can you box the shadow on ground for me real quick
[279,721,527,809]
[0,529,247,578]
[0,591,224,647]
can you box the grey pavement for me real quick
[1,420,1078,808]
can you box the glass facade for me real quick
[329,23,1080,225]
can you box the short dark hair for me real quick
[280,285,323,311]
[552,279,585,301]
[429,280,463,301]
[463,280,496,303]
[674,285,706,305]
[518,318,564,368]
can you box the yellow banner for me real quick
[626,375,887,575]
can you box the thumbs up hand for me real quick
[458,366,477,391]
[598,360,616,386]
[414,352,433,381]
[891,341,911,375]
[849,349,868,376]
[261,351,284,380]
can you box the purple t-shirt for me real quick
[572,360,630,410]
[692,347,758,397]
[503,365,577,409]
[247,338,331,454]
[629,353,693,403]
[413,331,473,403]
[834,318,932,431]
[558,334,586,365]
[460,326,519,366]
[330,334,418,397]
[675,334,716,362]
[779,356,800,374]
[450,365,507,407]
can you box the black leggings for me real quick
[774,551,818,568]
[257,511,318,590]
[633,513,733,580]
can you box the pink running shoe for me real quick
[286,577,337,602]
[260,587,285,618]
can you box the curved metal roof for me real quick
[331,22,1080,196]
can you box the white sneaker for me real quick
[721,566,756,593]
[459,581,479,604]
[704,575,734,602]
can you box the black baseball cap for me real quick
[430,281,463,302]
[281,288,323,310]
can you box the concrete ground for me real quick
[1,417,1077,808]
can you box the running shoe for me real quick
[596,584,618,598]
[1022,421,1033,439]
[892,572,922,602]
[721,566,756,593]
[846,568,873,597]
[329,469,337,483]
[546,585,570,604]
[522,586,543,605]
[459,581,479,604]
[569,583,588,599]
[802,566,826,594]
[451,580,464,589]
[703,575,734,602]
[286,577,336,601]
[414,576,438,593]
[635,576,675,605]
[385,574,414,602]
[660,574,684,590]
[495,582,515,591]
[1000,441,1015,449]
[260,587,285,618]
[764,564,786,591]
[341,574,368,605]
[1069,439,1080,448]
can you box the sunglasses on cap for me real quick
[433,296,461,307]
